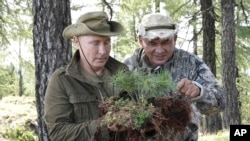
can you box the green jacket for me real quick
[44,50,128,141]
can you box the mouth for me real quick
[96,57,107,62]
[154,55,165,60]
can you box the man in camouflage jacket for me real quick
[124,12,225,141]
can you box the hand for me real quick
[176,78,200,98]
[107,124,127,132]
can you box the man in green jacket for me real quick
[44,11,128,141]
[124,12,225,141]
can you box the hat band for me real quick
[145,25,175,31]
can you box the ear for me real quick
[72,36,80,49]
[138,37,144,48]
[174,35,177,42]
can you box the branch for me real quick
[102,0,113,20]
[239,0,248,24]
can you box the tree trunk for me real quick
[193,0,198,55]
[221,0,241,128]
[32,0,72,140]
[155,0,160,12]
[200,0,223,133]
[201,0,216,74]
[18,39,23,96]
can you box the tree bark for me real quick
[18,39,23,96]
[193,0,198,55]
[200,0,223,133]
[221,0,241,128]
[32,0,72,140]
[201,0,216,74]
[155,0,160,12]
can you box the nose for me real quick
[98,44,107,54]
[155,45,164,53]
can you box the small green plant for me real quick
[114,98,131,107]
[3,127,38,141]
[110,69,175,102]
[133,109,151,128]
[110,70,137,95]
[102,70,176,129]
[99,69,191,140]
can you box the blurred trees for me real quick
[0,0,33,98]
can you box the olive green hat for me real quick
[63,11,124,39]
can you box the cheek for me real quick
[143,47,154,56]
[82,47,95,57]
[106,46,111,53]
[166,46,174,53]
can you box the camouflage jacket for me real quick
[124,48,225,140]
[44,50,128,141]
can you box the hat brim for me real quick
[63,21,124,39]
[143,29,177,40]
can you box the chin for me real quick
[95,62,106,67]
[153,60,166,66]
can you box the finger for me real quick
[176,78,187,91]
[189,90,198,98]
[179,86,188,95]
[187,85,200,98]
[185,87,193,97]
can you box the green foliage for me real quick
[234,14,250,124]
[236,26,250,38]
[137,70,175,98]
[111,0,154,61]
[240,92,250,124]
[0,0,34,97]
[132,106,151,128]
[110,70,175,101]
[102,69,175,129]
[237,72,250,124]
[110,70,137,95]
[114,98,131,107]
[0,64,19,99]
[3,127,38,141]
[101,98,153,129]
[0,0,32,46]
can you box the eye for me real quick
[104,39,111,46]
[162,38,172,44]
[148,41,157,46]
[91,42,99,46]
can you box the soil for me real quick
[98,96,192,141]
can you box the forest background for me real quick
[0,0,250,140]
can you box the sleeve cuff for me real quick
[191,81,204,101]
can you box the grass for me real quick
[198,130,229,141]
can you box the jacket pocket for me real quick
[69,94,99,123]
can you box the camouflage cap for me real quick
[138,13,178,40]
